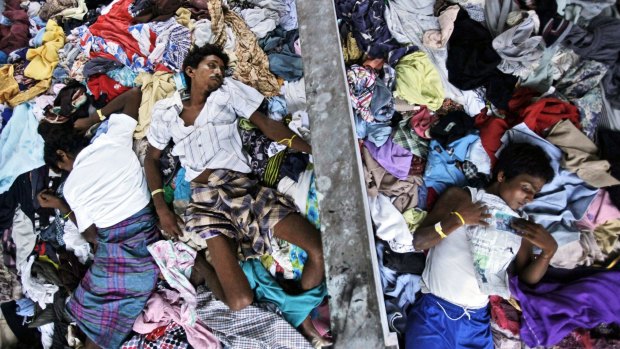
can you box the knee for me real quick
[227,292,253,311]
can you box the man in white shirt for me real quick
[144,45,325,315]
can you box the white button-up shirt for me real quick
[147,78,264,181]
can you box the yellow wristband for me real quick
[97,109,105,121]
[62,210,73,220]
[277,134,297,148]
[434,222,447,239]
[151,188,165,197]
[451,211,465,226]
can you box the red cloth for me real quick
[475,88,581,164]
[489,296,520,335]
[0,0,30,54]
[509,87,580,135]
[85,0,156,65]
[521,97,580,135]
[474,108,510,166]
[87,74,131,103]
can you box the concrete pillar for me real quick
[296,1,398,347]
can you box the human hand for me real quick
[157,207,184,238]
[37,190,67,210]
[511,218,558,257]
[454,201,491,226]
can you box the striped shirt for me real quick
[147,78,264,181]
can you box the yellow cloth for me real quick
[394,51,445,111]
[402,208,428,233]
[207,0,279,97]
[594,219,620,254]
[7,79,51,108]
[343,32,362,64]
[24,19,65,81]
[134,71,176,139]
[0,65,20,103]
[176,7,193,29]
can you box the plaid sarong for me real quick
[66,206,160,349]
[183,170,296,259]
[195,286,313,349]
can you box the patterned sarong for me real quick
[183,170,296,259]
[66,206,160,349]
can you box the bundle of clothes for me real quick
[336,0,620,347]
[0,0,328,347]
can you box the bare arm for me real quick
[413,187,491,251]
[248,111,312,154]
[144,144,183,237]
[74,88,143,132]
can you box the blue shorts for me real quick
[405,293,493,349]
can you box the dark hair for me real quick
[38,122,89,172]
[182,44,229,90]
[492,143,554,184]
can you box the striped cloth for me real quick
[66,206,160,349]
[183,170,296,259]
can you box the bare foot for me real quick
[299,316,332,348]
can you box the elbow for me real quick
[226,292,253,311]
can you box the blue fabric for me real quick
[267,96,288,121]
[405,293,493,349]
[423,134,479,195]
[33,28,46,47]
[106,67,139,87]
[0,103,44,194]
[174,168,191,201]
[259,27,303,81]
[0,51,7,64]
[242,258,326,327]
[15,298,35,317]
[355,115,392,147]
[500,123,598,246]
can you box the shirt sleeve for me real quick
[100,113,138,148]
[227,78,265,119]
[63,181,94,232]
[146,103,173,150]
[73,207,95,233]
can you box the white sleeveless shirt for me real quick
[420,187,525,308]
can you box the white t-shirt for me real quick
[147,77,265,181]
[420,187,524,308]
[63,113,150,231]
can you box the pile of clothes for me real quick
[336,0,620,347]
[1,0,620,347]
[0,0,328,347]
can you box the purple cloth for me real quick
[509,270,620,347]
[364,137,413,180]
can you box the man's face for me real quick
[188,55,226,92]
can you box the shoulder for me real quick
[152,91,183,123]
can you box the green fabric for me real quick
[238,118,257,130]
[402,208,428,232]
[394,51,445,111]
[242,258,326,327]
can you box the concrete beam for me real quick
[296,1,398,347]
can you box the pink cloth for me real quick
[409,106,437,139]
[577,190,620,231]
[147,240,197,326]
[133,289,221,349]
